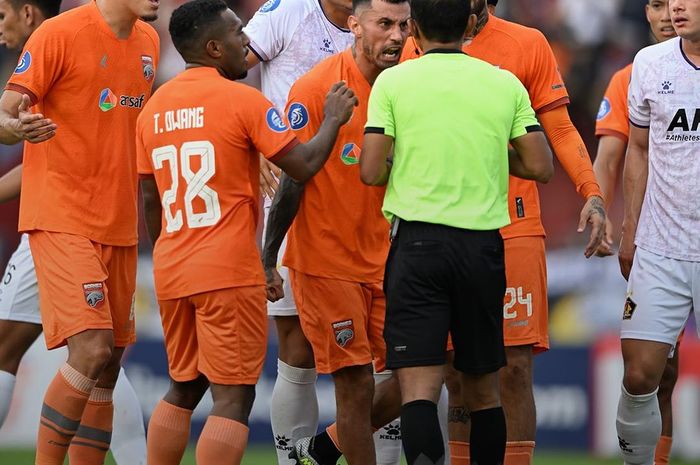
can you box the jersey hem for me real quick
[595,128,628,142]
[155,282,265,301]
[635,244,700,264]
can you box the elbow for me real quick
[360,170,375,186]
[537,161,554,183]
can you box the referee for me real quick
[359,1,553,464]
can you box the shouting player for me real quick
[615,0,700,464]
[138,1,356,464]
[593,2,679,464]
[0,0,159,463]
[263,0,409,464]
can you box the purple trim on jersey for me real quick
[679,40,700,70]
[629,119,650,129]
[248,41,269,62]
[317,0,350,33]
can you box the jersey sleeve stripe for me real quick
[5,83,39,106]
[364,127,386,135]
[247,42,269,62]
[629,119,650,129]
[535,96,570,114]
[268,137,300,163]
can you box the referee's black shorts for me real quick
[383,220,507,375]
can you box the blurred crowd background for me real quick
[2,0,700,458]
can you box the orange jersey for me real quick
[402,15,572,239]
[283,49,389,282]
[7,2,159,246]
[595,63,632,142]
[136,67,298,300]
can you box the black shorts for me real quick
[383,220,507,374]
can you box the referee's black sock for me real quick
[470,407,506,465]
[401,400,445,465]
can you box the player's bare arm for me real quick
[262,174,305,302]
[260,154,282,198]
[508,130,554,183]
[619,124,649,280]
[274,81,357,181]
[140,175,163,246]
[592,135,627,256]
[359,133,393,186]
[0,90,56,145]
[0,164,21,203]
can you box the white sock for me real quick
[437,384,451,465]
[271,359,319,465]
[111,367,147,465]
[373,371,402,465]
[0,370,16,428]
[616,385,661,465]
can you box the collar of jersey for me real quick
[424,48,466,55]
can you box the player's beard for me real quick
[140,14,158,22]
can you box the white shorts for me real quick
[621,247,700,346]
[0,234,41,325]
[263,199,297,317]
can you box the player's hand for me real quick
[265,267,284,302]
[260,154,281,199]
[578,195,606,259]
[594,218,615,257]
[8,94,57,143]
[324,81,358,126]
[618,232,636,281]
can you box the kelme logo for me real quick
[340,143,361,165]
[99,88,117,112]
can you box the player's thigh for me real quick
[158,297,199,382]
[0,234,42,326]
[0,320,42,372]
[28,231,112,349]
[502,236,548,353]
[622,248,693,346]
[191,286,267,385]
[103,245,137,348]
[290,270,374,375]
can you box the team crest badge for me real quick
[622,296,636,320]
[332,319,355,347]
[142,55,155,82]
[83,282,105,309]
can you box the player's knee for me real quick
[462,373,500,412]
[443,361,461,397]
[499,360,531,395]
[623,368,659,396]
[165,376,209,410]
[334,365,374,405]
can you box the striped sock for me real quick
[68,387,114,464]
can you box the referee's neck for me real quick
[418,39,464,54]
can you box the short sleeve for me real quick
[595,65,631,140]
[243,0,296,62]
[285,73,326,143]
[510,76,540,140]
[365,72,395,138]
[524,30,569,112]
[6,22,66,104]
[628,53,650,128]
[135,115,152,175]
[244,89,298,160]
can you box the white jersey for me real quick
[628,37,700,262]
[244,0,354,112]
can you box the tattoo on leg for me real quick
[448,407,470,424]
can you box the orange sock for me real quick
[68,387,114,465]
[326,423,341,451]
[504,441,535,465]
[195,415,249,465]
[654,435,672,465]
[147,400,193,465]
[36,363,96,465]
[449,441,470,465]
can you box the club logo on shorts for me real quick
[266,107,288,132]
[142,55,155,82]
[622,296,637,320]
[340,143,361,165]
[259,0,281,12]
[83,282,105,309]
[332,319,355,347]
[14,51,31,74]
[287,103,309,130]
[596,98,611,121]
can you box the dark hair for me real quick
[9,0,61,18]
[410,0,472,43]
[487,0,497,5]
[352,0,408,13]
[169,0,229,59]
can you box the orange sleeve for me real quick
[135,114,152,175]
[6,22,67,104]
[525,30,569,113]
[595,65,631,141]
[243,88,298,159]
[539,105,602,200]
[285,73,326,143]
[400,36,421,63]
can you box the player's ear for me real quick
[348,14,361,38]
[464,13,477,40]
[206,39,223,59]
[21,4,33,26]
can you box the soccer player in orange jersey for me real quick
[262,1,409,464]
[593,2,678,463]
[402,1,606,464]
[137,1,356,464]
[0,0,159,463]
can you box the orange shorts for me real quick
[503,236,549,353]
[289,270,386,374]
[158,286,267,385]
[28,230,136,350]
